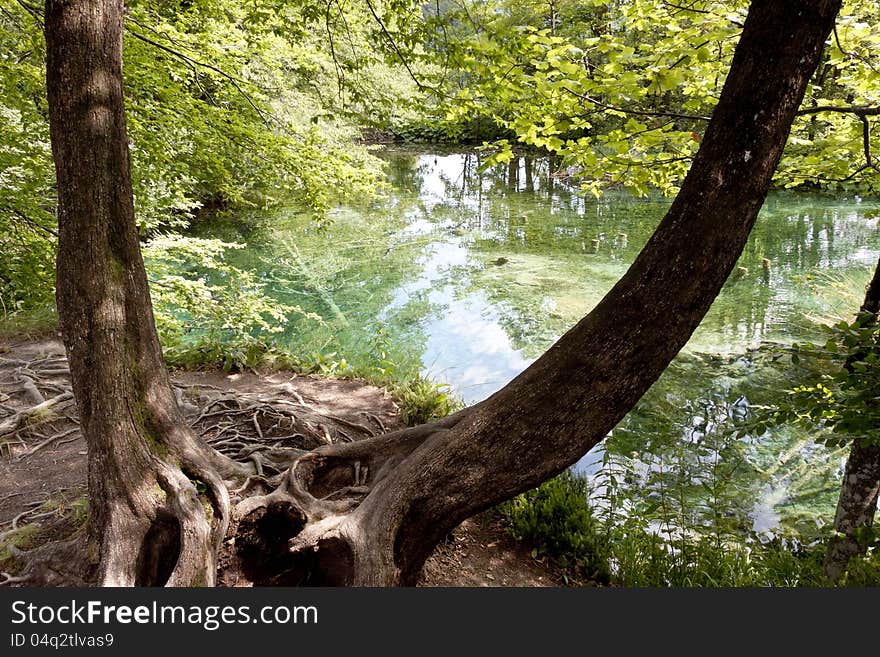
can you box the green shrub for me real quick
[498,471,609,580]
[390,377,460,425]
[496,469,880,587]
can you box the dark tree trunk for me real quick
[824,256,880,582]
[235,0,842,586]
[44,0,245,586]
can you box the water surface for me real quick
[194,148,880,538]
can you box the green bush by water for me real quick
[498,471,610,581]
[498,469,880,587]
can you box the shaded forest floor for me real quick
[0,338,564,587]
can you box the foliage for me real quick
[0,5,57,318]
[499,468,879,586]
[743,265,880,451]
[604,526,832,587]
[771,315,880,448]
[0,0,407,313]
[143,234,320,368]
[5,0,879,315]
[438,0,880,197]
[122,0,390,226]
[499,470,609,579]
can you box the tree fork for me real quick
[232,410,470,585]
[44,0,247,586]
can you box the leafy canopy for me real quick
[436,0,880,197]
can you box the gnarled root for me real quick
[228,410,470,586]
[96,442,238,587]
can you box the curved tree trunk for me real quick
[824,256,880,582]
[237,0,843,585]
[45,0,247,586]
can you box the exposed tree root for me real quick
[3,349,434,586]
[0,392,74,438]
[0,572,31,586]
[226,409,473,586]
[0,489,92,587]
[17,427,80,459]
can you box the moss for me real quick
[192,566,207,587]
[85,539,100,566]
[200,496,214,520]
[69,498,89,525]
[138,410,170,459]
[142,431,170,458]
[0,523,41,574]
[109,254,128,283]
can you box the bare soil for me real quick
[0,338,564,587]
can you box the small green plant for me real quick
[67,497,89,526]
[351,326,462,425]
[498,471,610,581]
[390,377,459,425]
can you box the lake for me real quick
[193,147,880,540]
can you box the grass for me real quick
[162,334,463,426]
[0,304,58,341]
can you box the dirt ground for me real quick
[0,338,564,587]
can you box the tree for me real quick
[45,0,248,585]
[44,0,841,586]
[823,257,880,581]
[444,0,879,197]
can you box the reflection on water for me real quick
[194,147,880,538]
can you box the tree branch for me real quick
[12,0,42,26]
[796,105,880,117]
[662,1,712,15]
[860,114,879,172]
[125,27,272,127]
[833,23,878,74]
[564,86,711,122]
[5,208,58,238]
[363,0,438,93]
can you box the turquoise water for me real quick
[193,147,880,538]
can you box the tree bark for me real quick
[823,255,880,582]
[44,0,246,586]
[234,0,842,586]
